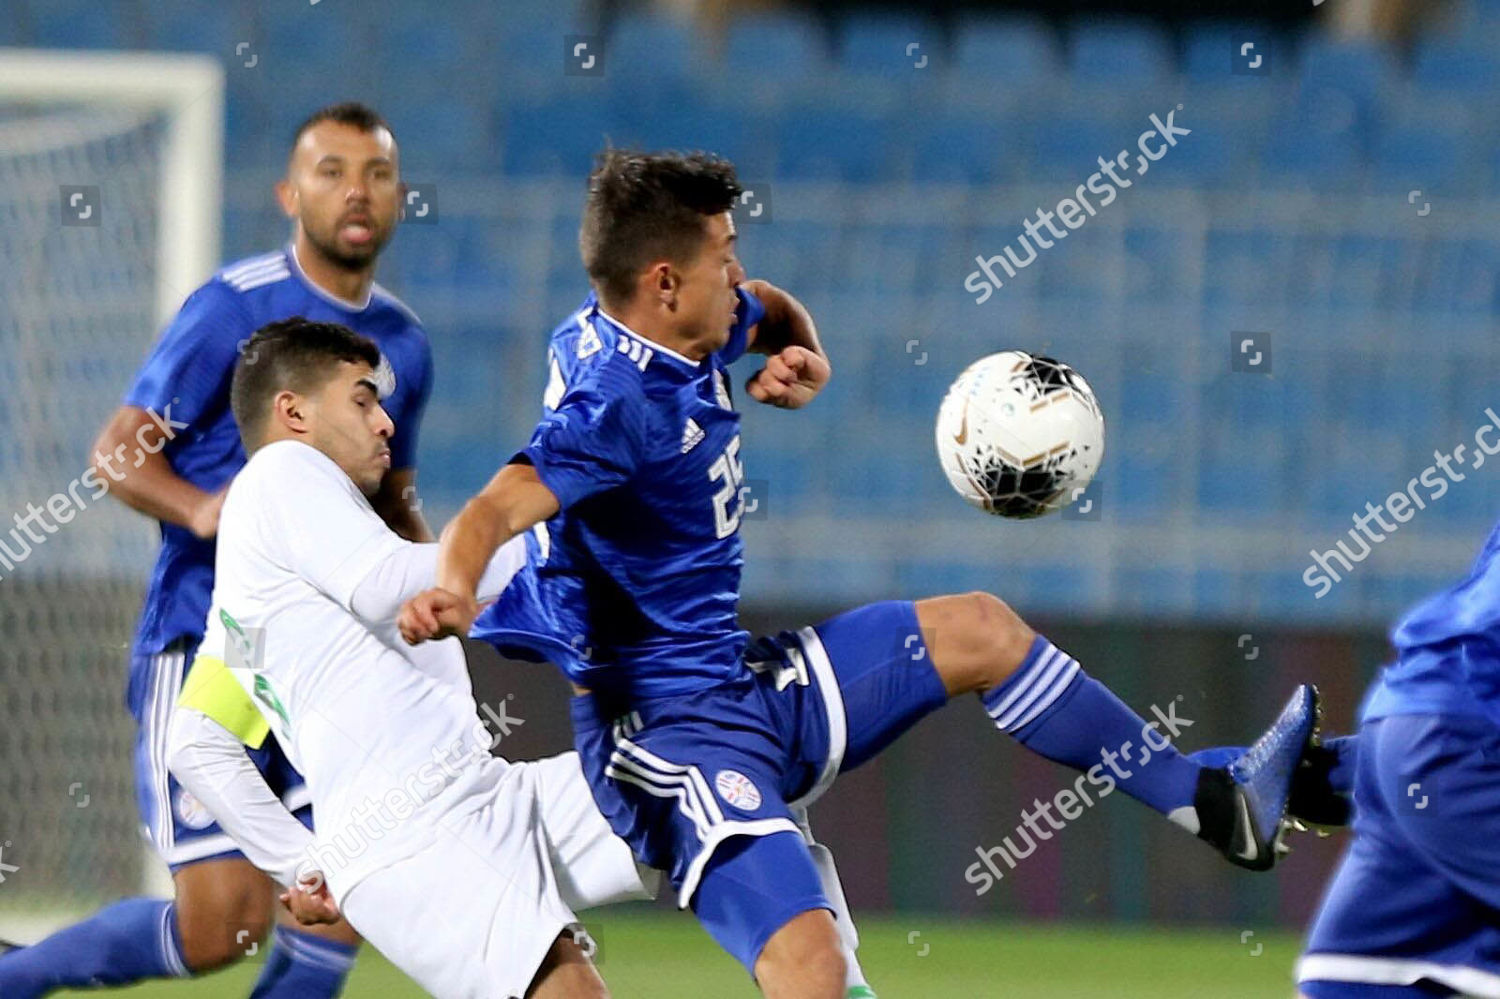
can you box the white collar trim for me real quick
[594,306,701,369]
[288,243,373,311]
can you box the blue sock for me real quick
[0,897,188,998]
[250,925,357,998]
[982,635,1203,829]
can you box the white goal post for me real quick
[0,48,223,323]
[0,49,224,920]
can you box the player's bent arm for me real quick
[166,706,315,889]
[91,406,224,538]
[348,534,529,624]
[369,466,434,542]
[739,280,830,409]
[742,279,825,361]
[406,463,559,641]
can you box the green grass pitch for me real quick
[94,908,1303,997]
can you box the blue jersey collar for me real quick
[593,305,702,371]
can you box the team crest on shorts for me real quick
[174,788,215,830]
[714,769,762,811]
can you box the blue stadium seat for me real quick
[1068,20,1174,84]
[1113,444,1181,518]
[1154,124,1238,186]
[1181,24,1279,82]
[1119,364,1183,425]
[774,109,897,183]
[379,93,494,167]
[1370,125,1467,193]
[145,0,242,52]
[726,13,829,80]
[372,9,469,67]
[836,13,942,76]
[501,100,613,176]
[1297,38,1398,105]
[0,4,22,46]
[259,7,364,70]
[607,13,706,83]
[608,104,776,177]
[1413,39,1500,93]
[911,114,1013,185]
[1122,225,1195,300]
[951,15,1060,83]
[1027,115,1130,175]
[1195,439,1283,516]
[1259,112,1362,189]
[28,0,132,48]
[495,20,574,79]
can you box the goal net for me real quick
[0,49,222,917]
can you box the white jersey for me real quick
[199,439,510,899]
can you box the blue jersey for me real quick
[473,288,766,700]
[123,246,432,714]
[1363,517,1500,725]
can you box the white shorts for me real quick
[341,753,657,999]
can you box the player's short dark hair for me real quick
[290,102,393,151]
[579,148,743,307]
[230,317,381,451]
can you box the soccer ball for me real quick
[934,351,1105,518]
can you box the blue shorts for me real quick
[132,640,312,872]
[571,600,947,973]
[1299,713,1500,998]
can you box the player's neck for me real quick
[293,235,375,307]
[605,303,710,363]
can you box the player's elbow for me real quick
[88,406,157,500]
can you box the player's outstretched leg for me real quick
[0,857,358,999]
[0,896,192,996]
[915,592,1319,869]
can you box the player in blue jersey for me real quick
[1295,522,1500,998]
[399,150,1321,999]
[0,104,430,998]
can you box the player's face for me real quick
[307,362,394,495]
[280,122,401,271]
[675,212,745,351]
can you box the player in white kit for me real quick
[165,316,654,998]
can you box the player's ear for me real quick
[271,389,311,435]
[274,178,297,220]
[652,262,678,307]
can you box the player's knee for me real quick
[940,591,1035,693]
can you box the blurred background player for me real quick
[1297,523,1500,998]
[0,103,431,998]
[400,149,1321,999]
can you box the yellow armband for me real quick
[178,654,271,749]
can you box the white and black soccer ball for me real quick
[934,351,1105,519]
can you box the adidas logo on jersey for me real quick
[681,419,705,453]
